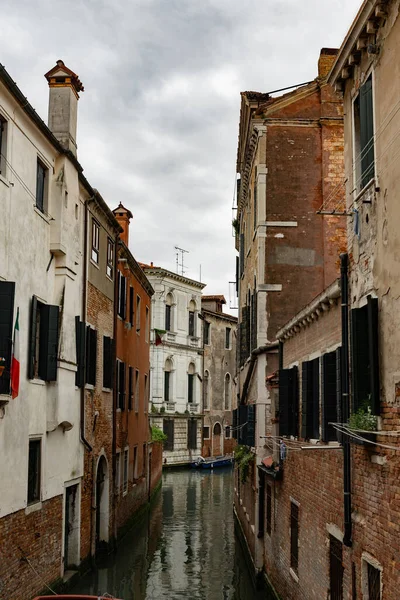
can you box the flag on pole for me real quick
[154,329,166,346]
[11,308,20,399]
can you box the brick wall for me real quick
[149,442,163,496]
[0,495,62,600]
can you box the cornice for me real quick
[118,242,154,296]
[143,266,206,290]
[202,309,238,324]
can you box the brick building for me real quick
[233,48,347,575]
[201,295,237,457]
[112,204,159,538]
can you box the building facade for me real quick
[233,48,347,574]
[201,295,237,457]
[142,264,205,465]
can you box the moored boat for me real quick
[191,455,233,469]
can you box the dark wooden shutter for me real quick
[329,535,344,600]
[239,404,247,445]
[119,361,126,410]
[290,366,299,437]
[232,408,238,440]
[0,281,15,394]
[188,419,197,450]
[350,306,369,411]
[235,256,239,294]
[38,304,59,381]
[85,326,97,386]
[336,347,342,443]
[103,336,112,389]
[258,470,265,538]
[301,361,313,439]
[311,358,320,439]
[239,233,244,276]
[75,317,86,388]
[251,291,257,351]
[121,276,126,320]
[360,76,375,188]
[321,352,338,442]
[129,286,134,324]
[367,296,380,416]
[165,305,171,331]
[188,373,194,402]
[128,366,133,410]
[247,404,255,447]
[163,419,174,451]
[279,369,291,436]
[28,295,38,379]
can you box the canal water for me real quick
[70,468,267,600]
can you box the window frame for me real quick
[224,373,231,410]
[0,115,7,177]
[203,426,210,440]
[115,451,121,494]
[28,438,41,505]
[91,219,100,264]
[266,484,272,535]
[204,321,210,345]
[188,310,195,337]
[123,447,129,495]
[134,369,139,412]
[352,72,375,193]
[136,295,141,333]
[145,306,150,342]
[106,237,114,279]
[225,327,231,350]
[36,159,47,214]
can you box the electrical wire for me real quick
[20,553,57,595]
[332,423,400,451]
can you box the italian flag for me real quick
[154,329,166,346]
[11,308,20,399]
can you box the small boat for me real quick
[191,455,233,469]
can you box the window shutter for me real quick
[239,234,244,276]
[119,361,126,410]
[350,306,369,411]
[235,256,239,294]
[28,295,38,379]
[301,361,314,439]
[251,291,257,351]
[75,317,86,388]
[279,369,291,436]
[360,76,375,188]
[336,347,342,443]
[121,276,126,319]
[239,404,247,445]
[321,352,338,442]
[289,366,299,437]
[188,419,197,450]
[38,304,59,381]
[232,408,238,440]
[247,404,255,447]
[85,326,97,386]
[0,281,15,394]
[163,419,174,451]
[311,358,320,439]
[103,336,112,389]
[367,296,380,416]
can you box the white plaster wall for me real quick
[0,81,83,517]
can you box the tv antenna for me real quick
[175,245,189,276]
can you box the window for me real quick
[224,373,231,410]
[204,321,210,345]
[0,116,7,176]
[91,219,100,263]
[128,366,133,410]
[329,535,344,600]
[28,296,59,382]
[106,238,114,279]
[253,173,257,231]
[165,293,173,331]
[163,419,174,451]
[266,484,272,535]
[133,446,138,480]
[213,422,221,436]
[362,556,382,600]
[136,295,141,333]
[116,360,126,410]
[225,327,231,350]
[203,426,210,439]
[28,439,41,504]
[225,426,231,439]
[123,448,128,494]
[203,370,210,410]
[322,349,341,442]
[144,374,149,412]
[187,419,197,450]
[145,306,150,342]
[115,452,121,493]
[353,74,375,191]
[279,366,299,438]
[0,281,15,395]
[290,501,299,574]
[164,359,172,402]
[188,300,196,336]
[129,286,134,325]
[85,326,97,386]
[188,363,195,403]
[135,369,139,412]
[36,160,47,213]
[301,358,320,440]
[117,272,127,319]
[235,404,255,446]
[103,336,113,389]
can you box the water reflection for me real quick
[70,469,265,600]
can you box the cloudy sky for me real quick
[2,0,361,313]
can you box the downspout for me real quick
[341,253,352,547]
[112,235,119,543]
[80,199,92,452]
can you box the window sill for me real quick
[85,384,95,391]
[289,568,299,583]
[354,177,376,204]
[29,378,46,386]
[25,501,42,515]
[0,394,10,407]
[33,205,51,223]
[90,259,100,270]
[106,274,113,283]
[102,387,112,393]
[0,174,9,187]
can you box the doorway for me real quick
[213,422,222,456]
[64,483,79,569]
[95,455,110,551]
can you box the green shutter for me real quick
[38,304,59,382]
[360,76,375,188]
[28,296,38,379]
[350,306,370,411]
[0,281,15,394]
[367,296,380,415]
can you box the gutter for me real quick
[341,253,352,547]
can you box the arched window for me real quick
[188,300,196,336]
[224,373,231,410]
[188,362,195,403]
[213,422,222,436]
[204,370,210,410]
[165,293,173,332]
[164,358,172,402]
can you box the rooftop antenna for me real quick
[174,245,189,276]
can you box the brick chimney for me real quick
[44,60,84,156]
[318,48,339,79]
[113,203,133,246]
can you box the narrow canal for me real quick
[71,468,266,600]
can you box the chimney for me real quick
[44,59,84,156]
[113,203,133,246]
[318,48,339,79]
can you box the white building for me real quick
[0,61,86,598]
[141,263,205,465]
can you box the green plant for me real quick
[234,445,254,483]
[151,425,167,443]
[348,406,377,432]
[232,218,240,234]
[151,404,159,414]
[160,406,166,414]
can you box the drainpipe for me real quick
[112,236,119,543]
[341,253,352,547]
[80,200,92,453]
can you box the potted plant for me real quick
[348,405,377,446]
[0,357,6,377]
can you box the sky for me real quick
[1,0,361,314]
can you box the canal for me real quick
[70,468,266,599]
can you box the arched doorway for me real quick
[95,455,109,552]
[213,422,222,457]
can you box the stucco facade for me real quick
[142,264,205,465]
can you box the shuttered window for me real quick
[251,290,257,352]
[85,326,97,386]
[321,351,339,442]
[103,336,113,389]
[239,233,244,277]
[188,373,194,403]
[329,535,344,600]
[279,366,299,437]
[116,360,126,410]
[36,160,46,213]
[28,439,41,504]
[187,419,197,450]
[129,286,134,325]
[350,296,380,415]
[232,408,238,440]
[247,404,255,447]
[117,272,127,319]
[204,321,210,345]
[266,484,272,535]
[290,501,299,574]
[301,358,320,439]
[75,317,86,388]
[359,75,375,188]
[239,305,250,366]
[28,296,59,382]
[128,366,133,409]
[163,419,174,451]
[0,281,15,395]
[188,311,195,336]
[165,304,171,332]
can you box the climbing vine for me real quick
[234,445,254,483]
